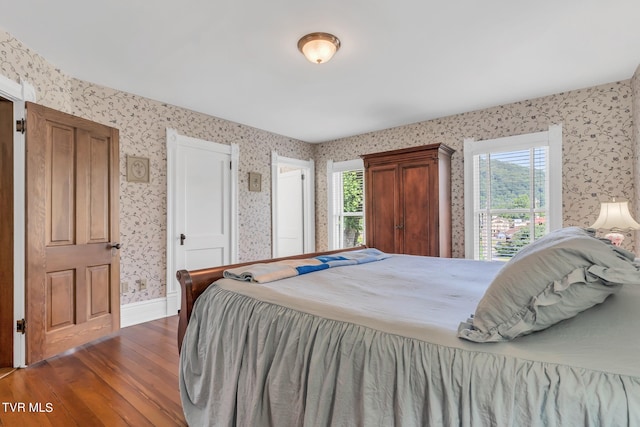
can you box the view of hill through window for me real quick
[477,148,548,260]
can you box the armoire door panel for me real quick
[366,165,397,253]
[400,163,432,256]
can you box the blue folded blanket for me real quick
[223,248,391,283]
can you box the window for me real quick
[327,159,365,250]
[464,125,562,261]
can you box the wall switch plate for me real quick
[138,279,147,291]
[120,281,128,294]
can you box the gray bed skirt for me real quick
[180,286,640,426]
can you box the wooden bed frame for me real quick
[176,246,366,352]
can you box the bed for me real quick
[177,229,640,426]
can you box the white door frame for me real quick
[271,152,315,257]
[1,74,36,368]
[166,128,238,314]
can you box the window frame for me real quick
[464,124,563,260]
[327,158,365,250]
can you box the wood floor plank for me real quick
[0,369,15,380]
[74,349,182,427]
[120,328,178,369]
[0,365,64,427]
[77,341,185,425]
[12,363,78,427]
[47,355,151,427]
[0,316,187,427]
[97,338,183,408]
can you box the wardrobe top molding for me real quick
[361,143,455,166]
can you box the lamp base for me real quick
[604,232,625,247]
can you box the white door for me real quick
[166,129,238,313]
[276,169,304,257]
[271,152,315,258]
[178,147,230,268]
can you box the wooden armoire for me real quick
[362,143,454,257]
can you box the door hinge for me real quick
[16,319,26,334]
[16,118,26,134]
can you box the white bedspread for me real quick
[216,254,640,377]
[181,254,640,426]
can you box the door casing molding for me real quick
[0,74,36,368]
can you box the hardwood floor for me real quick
[0,316,187,426]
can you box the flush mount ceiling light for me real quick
[297,32,341,64]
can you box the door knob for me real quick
[110,243,122,249]
[180,233,186,246]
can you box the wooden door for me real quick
[365,163,398,253]
[25,102,120,364]
[0,98,13,367]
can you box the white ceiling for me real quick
[2,1,640,143]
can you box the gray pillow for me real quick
[458,227,640,342]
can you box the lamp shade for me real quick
[297,32,340,64]
[590,200,640,230]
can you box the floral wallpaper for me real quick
[632,65,640,245]
[0,29,313,304]
[1,27,639,307]
[315,81,636,257]
[68,82,314,304]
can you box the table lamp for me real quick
[590,199,640,246]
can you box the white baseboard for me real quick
[120,294,180,328]
[166,291,180,315]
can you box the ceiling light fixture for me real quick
[297,32,341,64]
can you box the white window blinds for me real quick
[464,125,562,261]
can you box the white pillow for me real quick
[458,227,640,342]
